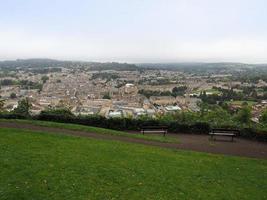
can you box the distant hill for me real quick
[0,58,139,71]
[1,59,267,71]
[137,62,267,70]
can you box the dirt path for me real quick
[1,121,267,159]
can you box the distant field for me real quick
[0,127,266,200]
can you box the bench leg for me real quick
[210,134,213,140]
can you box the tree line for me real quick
[0,98,267,141]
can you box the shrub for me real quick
[0,108,266,142]
[38,108,75,122]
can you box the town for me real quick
[1,59,267,122]
[1,0,267,199]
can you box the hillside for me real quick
[0,126,266,199]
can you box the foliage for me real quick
[13,98,32,117]
[91,72,119,81]
[19,80,43,90]
[235,106,252,124]
[172,86,187,97]
[200,87,258,104]
[38,108,75,122]
[138,89,172,98]
[41,75,49,83]
[10,93,17,99]
[1,104,267,141]
[103,93,111,99]
[0,79,17,86]
[138,86,187,98]
[0,100,5,112]
[260,109,267,124]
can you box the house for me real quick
[165,105,181,113]
[107,110,123,118]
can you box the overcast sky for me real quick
[1,0,267,63]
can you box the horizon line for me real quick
[1,57,267,65]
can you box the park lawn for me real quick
[0,127,267,200]
[0,119,179,144]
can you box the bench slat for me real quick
[209,128,238,142]
[209,133,235,136]
[142,130,166,133]
[141,126,168,136]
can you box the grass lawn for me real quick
[0,127,267,200]
[191,88,222,96]
[204,88,222,94]
[0,119,179,144]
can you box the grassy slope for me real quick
[0,119,179,143]
[0,127,267,200]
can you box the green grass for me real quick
[226,100,257,106]
[0,127,266,200]
[204,88,221,94]
[191,88,222,96]
[0,119,179,144]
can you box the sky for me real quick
[1,0,267,63]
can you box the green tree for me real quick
[10,93,17,99]
[13,98,32,116]
[203,107,234,127]
[259,109,267,124]
[103,93,111,99]
[235,106,252,124]
[0,100,5,112]
[41,76,49,83]
[199,102,209,117]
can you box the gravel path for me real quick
[1,121,267,159]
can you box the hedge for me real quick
[0,112,267,141]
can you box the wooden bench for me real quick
[209,128,239,142]
[141,126,168,136]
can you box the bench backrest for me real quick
[141,126,168,130]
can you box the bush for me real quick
[191,122,210,134]
[0,108,266,142]
[37,108,75,123]
[13,98,32,117]
[240,127,267,142]
[0,112,28,119]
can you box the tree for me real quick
[172,86,187,97]
[203,106,234,127]
[199,102,209,117]
[10,93,17,99]
[103,93,111,99]
[235,106,252,124]
[259,109,267,124]
[13,98,32,116]
[242,102,248,106]
[0,100,5,112]
[41,76,49,83]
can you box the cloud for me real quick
[0,30,267,63]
